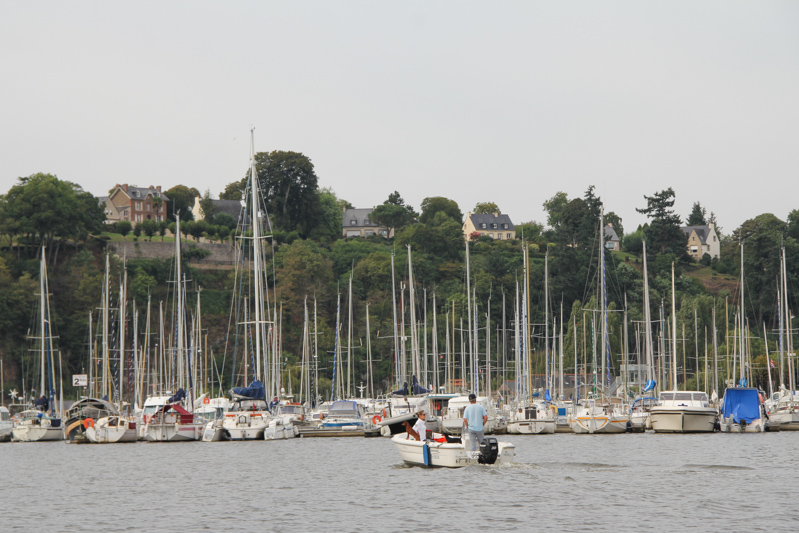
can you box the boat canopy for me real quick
[229,380,265,400]
[643,380,657,392]
[167,389,186,404]
[329,400,361,416]
[411,376,430,395]
[722,388,760,423]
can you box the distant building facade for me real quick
[104,184,168,225]
[604,224,621,251]
[192,196,244,223]
[462,212,516,241]
[680,223,720,261]
[342,208,391,238]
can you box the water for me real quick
[2,432,797,532]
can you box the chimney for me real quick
[122,184,128,192]
[493,211,499,217]
[156,185,161,192]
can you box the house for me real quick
[604,224,621,251]
[680,223,720,261]
[342,208,391,238]
[462,212,516,241]
[106,184,169,225]
[191,196,245,223]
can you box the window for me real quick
[146,203,151,211]
[497,233,502,240]
[489,233,494,238]
[507,233,512,239]
[364,217,371,225]
[713,236,716,242]
[379,229,388,236]
[364,230,375,237]
[492,223,497,229]
[691,246,698,253]
[503,223,508,229]
[350,219,357,226]
[481,223,486,229]
[346,230,360,237]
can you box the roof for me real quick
[343,208,378,228]
[467,212,515,230]
[118,186,169,202]
[604,225,620,242]
[211,199,244,219]
[681,225,712,244]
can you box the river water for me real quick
[2,432,796,532]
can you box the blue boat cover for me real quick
[544,389,552,402]
[722,388,760,424]
[167,388,186,404]
[229,380,265,400]
[411,376,430,395]
[643,380,657,392]
[391,382,409,396]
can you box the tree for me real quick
[132,223,142,239]
[199,189,216,221]
[604,211,624,240]
[542,191,569,230]
[515,221,544,242]
[370,191,417,236]
[420,197,462,225]
[636,188,687,258]
[165,184,198,222]
[687,202,707,226]
[151,196,164,214]
[140,219,158,241]
[473,202,500,215]
[253,150,320,236]
[307,188,343,242]
[117,220,132,238]
[214,212,237,231]
[220,178,246,201]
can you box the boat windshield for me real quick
[674,393,693,401]
[142,405,161,416]
[692,393,709,402]
[659,393,675,401]
[278,405,303,415]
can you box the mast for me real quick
[544,251,549,395]
[391,253,400,388]
[466,240,473,392]
[671,262,677,390]
[249,129,264,383]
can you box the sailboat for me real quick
[569,207,629,434]
[12,248,64,442]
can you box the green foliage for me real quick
[116,220,132,237]
[687,202,707,226]
[307,188,343,242]
[623,229,644,254]
[199,189,216,220]
[370,191,417,236]
[253,150,319,236]
[220,178,246,201]
[214,212,237,230]
[420,197,462,225]
[182,245,212,262]
[636,188,687,259]
[140,219,159,241]
[473,202,499,215]
[165,184,198,222]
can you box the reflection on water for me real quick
[2,432,799,532]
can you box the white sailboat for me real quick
[12,248,64,442]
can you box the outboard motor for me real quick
[478,437,499,464]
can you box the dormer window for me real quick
[350,219,357,226]
[481,223,486,229]
[503,223,508,229]
[492,223,497,229]
[364,218,371,225]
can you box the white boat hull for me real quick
[12,425,64,442]
[768,410,799,430]
[264,421,298,440]
[222,412,268,440]
[650,408,717,433]
[719,417,766,433]
[506,419,555,434]
[569,415,628,434]
[391,433,515,468]
[85,417,138,443]
[144,422,203,441]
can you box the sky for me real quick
[2,2,798,235]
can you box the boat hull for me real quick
[569,416,628,434]
[650,408,717,433]
[12,425,64,442]
[144,422,203,442]
[391,433,515,468]
[506,420,555,434]
[85,418,138,443]
[768,410,799,430]
[719,417,765,433]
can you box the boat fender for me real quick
[83,418,94,429]
[372,415,382,425]
[382,409,386,418]
[423,444,431,466]
[625,420,632,433]
[203,397,210,405]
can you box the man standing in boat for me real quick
[463,394,487,453]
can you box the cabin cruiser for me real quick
[12,410,64,442]
[649,391,717,433]
[85,415,137,443]
[628,396,658,432]
[719,388,766,433]
[391,431,515,468]
[143,389,205,442]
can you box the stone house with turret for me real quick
[104,184,169,226]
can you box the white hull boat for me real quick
[144,404,204,442]
[569,402,629,434]
[391,432,515,468]
[0,407,13,442]
[12,411,64,442]
[650,391,717,433]
[264,418,298,440]
[85,416,138,443]
[719,388,765,433]
[223,411,269,440]
[506,419,555,434]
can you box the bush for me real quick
[701,253,712,266]
[116,220,132,237]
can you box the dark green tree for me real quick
[140,219,159,241]
[370,191,417,236]
[473,201,500,215]
[199,189,216,221]
[165,184,199,222]
[636,188,687,258]
[220,178,246,201]
[307,188,343,242]
[542,191,569,230]
[117,220,132,237]
[420,197,462,225]
[253,150,320,236]
[687,202,707,226]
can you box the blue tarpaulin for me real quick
[167,388,185,404]
[411,376,430,395]
[722,388,760,424]
[229,380,265,400]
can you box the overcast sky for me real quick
[2,2,798,235]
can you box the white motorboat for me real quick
[144,402,204,442]
[719,388,766,433]
[264,417,298,440]
[222,399,271,440]
[85,416,138,443]
[391,432,515,468]
[649,391,717,433]
[506,403,555,434]
[12,410,64,442]
[0,406,13,442]
[628,396,658,432]
[569,398,629,434]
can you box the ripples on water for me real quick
[2,432,798,532]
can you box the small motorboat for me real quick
[391,432,515,468]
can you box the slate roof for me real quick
[604,225,620,241]
[211,199,244,219]
[343,208,378,228]
[124,186,169,202]
[468,213,515,230]
[681,225,711,244]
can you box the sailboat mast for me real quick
[671,262,677,390]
